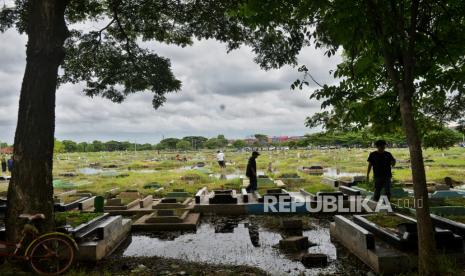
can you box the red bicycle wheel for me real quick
[27,234,76,275]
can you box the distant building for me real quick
[244,138,257,145]
[0,147,13,154]
[289,136,305,141]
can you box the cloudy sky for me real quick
[0,28,341,144]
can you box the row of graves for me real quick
[3,169,465,275]
[328,176,465,274]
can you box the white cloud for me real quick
[0,31,341,143]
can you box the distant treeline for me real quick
[52,128,463,153]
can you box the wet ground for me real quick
[116,216,370,275]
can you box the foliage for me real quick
[232,0,465,135]
[182,136,208,149]
[0,0,251,109]
[423,128,463,149]
[232,139,247,148]
[54,139,65,153]
[176,140,191,151]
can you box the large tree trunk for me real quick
[6,0,69,241]
[398,83,438,275]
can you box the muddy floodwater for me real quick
[119,216,368,275]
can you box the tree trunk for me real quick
[6,0,69,242]
[398,83,438,275]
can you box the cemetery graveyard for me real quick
[1,147,465,274]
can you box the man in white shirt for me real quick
[216,150,226,168]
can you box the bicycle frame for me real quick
[0,222,40,260]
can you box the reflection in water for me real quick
[119,218,359,275]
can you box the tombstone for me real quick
[107,198,122,206]
[301,253,328,268]
[94,196,104,212]
[279,236,312,252]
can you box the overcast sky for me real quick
[0,28,341,144]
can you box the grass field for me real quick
[2,147,464,198]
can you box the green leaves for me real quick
[2,0,253,109]
[60,30,181,109]
[230,0,465,136]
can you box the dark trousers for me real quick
[373,177,391,201]
[246,176,257,192]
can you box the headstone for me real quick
[279,236,313,252]
[94,196,104,212]
[107,198,122,206]
[301,253,328,268]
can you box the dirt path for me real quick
[70,256,268,276]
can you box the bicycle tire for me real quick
[25,233,77,275]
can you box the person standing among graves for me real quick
[1,156,6,176]
[216,150,226,168]
[7,156,13,173]
[246,151,260,192]
[367,140,396,201]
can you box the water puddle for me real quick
[79,167,103,175]
[119,217,365,275]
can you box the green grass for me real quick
[1,147,461,199]
[55,211,103,228]
[365,213,410,229]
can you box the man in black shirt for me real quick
[367,140,396,201]
[246,151,260,193]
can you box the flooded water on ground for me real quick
[119,217,368,275]
[79,167,104,175]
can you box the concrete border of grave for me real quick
[339,185,362,196]
[139,195,153,208]
[166,189,190,199]
[152,197,193,209]
[132,209,200,231]
[330,215,416,274]
[193,188,248,215]
[208,190,238,204]
[430,213,465,238]
[54,191,92,212]
[78,196,97,211]
[321,177,353,188]
[78,215,132,261]
[104,197,140,211]
[68,213,110,240]
[195,187,208,204]
[353,213,463,252]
